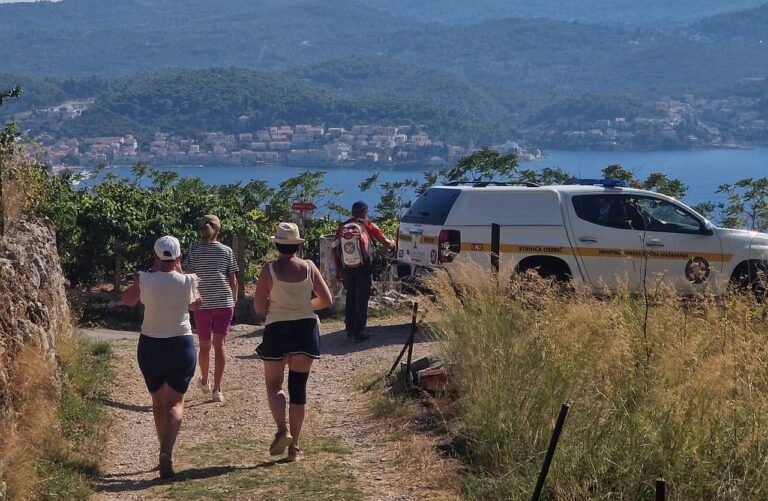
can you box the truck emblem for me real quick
[685,256,710,284]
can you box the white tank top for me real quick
[139,271,198,338]
[265,260,317,325]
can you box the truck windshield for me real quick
[401,188,461,225]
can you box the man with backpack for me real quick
[333,201,395,342]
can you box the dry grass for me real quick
[0,328,113,499]
[424,265,768,499]
[1,153,48,225]
[0,343,59,499]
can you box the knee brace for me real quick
[288,370,309,405]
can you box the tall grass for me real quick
[0,329,113,499]
[431,268,768,499]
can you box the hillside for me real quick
[356,0,766,27]
[58,68,510,144]
[289,56,538,126]
[1,0,768,97]
[692,2,768,40]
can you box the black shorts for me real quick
[256,318,321,360]
[137,334,197,394]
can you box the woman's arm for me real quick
[189,280,202,310]
[229,272,239,303]
[121,273,141,306]
[308,260,333,310]
[252,264,272,317]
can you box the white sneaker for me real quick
[212,390,224,403]
[199,379,211,396]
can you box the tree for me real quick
[602,164,688,198]
[0,86,22,236]
[441,146,518,183]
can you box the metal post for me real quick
[491,223,500,275]
[531,402,570,501]
[388,302,419,376]
[655,478,665,501]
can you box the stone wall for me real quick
[0,216,71,397]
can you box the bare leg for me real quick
[159,383,185,459]
[198,339,211,385]
[263,359,288,432]
[212,334,227,392]
[150,390,166,447]
[287,354,314,449]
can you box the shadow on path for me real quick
[96,397,151,413]
[95,460,282,493]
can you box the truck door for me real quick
[567,193,645,292]
[626,195,723,292]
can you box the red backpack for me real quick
[333,220,371,269]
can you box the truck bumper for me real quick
[390,260,438,280]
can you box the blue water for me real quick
[77,148,768,214]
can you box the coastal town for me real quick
[12,89,768,169]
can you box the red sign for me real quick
[291,202,317,211]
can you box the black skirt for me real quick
[256,318,321,360]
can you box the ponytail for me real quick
[199,223,216,242]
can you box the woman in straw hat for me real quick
[122,235,202,479]
[253,222,333,461]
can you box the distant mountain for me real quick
[289,56,538,126]
[2,0,768,97]
[58,68,510,143]
[385,18,768,95]
[692,3,768,40]
[0,0,403,76]
[355,0,766,27]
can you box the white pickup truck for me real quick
[390,181,768,293]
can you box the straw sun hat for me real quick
[271,222,305,244]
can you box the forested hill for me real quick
[58,68,511,144]
[356,0,765,27]
[1,0,768,96]
[289,57,537,126]
[693,3,768,40]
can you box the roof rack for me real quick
[444,181,540,188]
[569,178,627,188]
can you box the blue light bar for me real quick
[570,178,627,188]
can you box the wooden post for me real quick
[531,402,570,501]
[0,158,4,237]
[113,240,122,300]
[232,233,246,302]
[491,223,500,283]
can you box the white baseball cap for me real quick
[154,235,181,261]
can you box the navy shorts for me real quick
[137,334,197,394]
[256,318,321,360]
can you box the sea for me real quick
[76,148,768,215]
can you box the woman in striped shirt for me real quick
[183,214,239,403]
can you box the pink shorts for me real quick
[194,307,234,341]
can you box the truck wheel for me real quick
[732,261,767,301]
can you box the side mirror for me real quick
[699,223,714,236]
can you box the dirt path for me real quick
[86,316,460,500]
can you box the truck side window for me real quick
[632,196,702,234]
[572,195,633,230]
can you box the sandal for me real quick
[287,444,302,462]
[269,430,293,456]
[159,453,174,479]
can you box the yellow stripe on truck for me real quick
[458,242,733,262]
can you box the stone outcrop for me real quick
[0,216,71,393]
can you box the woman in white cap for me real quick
[253,222,333,461]
[122,235,202,479]
[183,214,239,403]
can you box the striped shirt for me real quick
[184,242,239,309]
